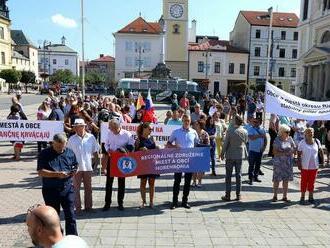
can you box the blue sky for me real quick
[8,0,300,60]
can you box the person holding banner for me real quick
[167,114,200,209]
[135,122,159,209]
[220,115,248,201]
[102,119,135,211]
[297,128,323,205]
[7,104,24,160]
[272,125,296,203]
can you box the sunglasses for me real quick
[27,204,45,226]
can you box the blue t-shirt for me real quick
[37,147,78,189]
[247,126,266,153]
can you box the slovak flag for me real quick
[142,89,157,123]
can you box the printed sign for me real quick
[0,120,64,142]
[101,122,179,145]
[110,147,211,177]
[265,82,330,120]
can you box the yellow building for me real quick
[163,0,189,79]
[0,1,11,92]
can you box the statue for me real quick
[150,63,172,79]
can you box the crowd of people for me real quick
[5,89,330,241]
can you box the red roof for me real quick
[189,40,248,53]
[91,55,115,63]
[117,17,161,34]
[241,11,299,28]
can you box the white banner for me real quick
[265,82,330,120]
[101,122,180,145]
[0,120,64,142]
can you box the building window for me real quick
[173,24,180,34]
[65,59,69,65]
[293,32,299,41]
[279,49,286,58]
[291,68,296,78]
[240,63,245,74]
[254,66,260,76]
[198,61,204,73]
[279,67,285,77]
[143,42,151,52]
[321,31,330,43]
[125,57,133,67]
[53,59,57,65]
[125,41,133,51]
[255,29,261,39]
[292,49,298,59]
[1,52,5,65]
[322,0,330,11]
[281,31,286,40]
[0,27,4,39]
[228,63,235,74]
[214,62,220,73]
[254,47,261,57]
[303,0,309,20]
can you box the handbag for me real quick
[315,138,324,165]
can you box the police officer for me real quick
[37,133,78,235]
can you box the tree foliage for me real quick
[49,69,75,84]
[20,71,36,84]
[0,69,21,84]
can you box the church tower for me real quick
[163,0,189,79]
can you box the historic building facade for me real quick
[296,0,330,100]
[230,11,299,93]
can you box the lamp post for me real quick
[266,7,273,84]
[202,38,211,93]
[135,42,144,78]
[81,0,86,98]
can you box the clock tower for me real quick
[163,0,189,79]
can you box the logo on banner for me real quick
[117,157,137,174]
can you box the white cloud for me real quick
[51,14,77,28]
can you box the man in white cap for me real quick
[67,119,100,213]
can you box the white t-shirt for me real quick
[52,235,88,248]
[298,139,320,170]
[67,133,100,171]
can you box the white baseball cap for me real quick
[72,118,87,126]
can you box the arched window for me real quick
[173,24,180,34]
[321,31,330,43]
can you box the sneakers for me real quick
[221,195,231,201]
[170,203,178,210]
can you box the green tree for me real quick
[0,69,22,94]
[85,72,106,85]
[20,71,36,93]
[49,69,75,84]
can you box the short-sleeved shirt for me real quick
[52,235,88,248]
[247,126,266,153]
[37,147,78,189]
[67,133,100,171]
[167,118,183,126]
[298,139,320,170]
[104,129,134,152]
[168,127,200,148]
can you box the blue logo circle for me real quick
[117,157,137,175]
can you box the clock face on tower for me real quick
[170,4,184,19]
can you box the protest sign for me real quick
[265,82,330,120]
[101,122,179,145]
[0,120,64,142]
[110,147,211,177]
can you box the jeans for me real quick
[225,159,242,196]
[42,184,77,235]
[248,151,263,179]
[173,173,193,204]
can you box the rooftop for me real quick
[12,50,29,60]
[189,39,249,53]
[241,11,299,28]
[117,17,161,34]
[39,44,77,54]
[11,30,36,47]
[91,55,115,63]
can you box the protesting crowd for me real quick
[5,88,330,246]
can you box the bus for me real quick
[115,78,202,101]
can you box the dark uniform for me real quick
[37,147,78,235]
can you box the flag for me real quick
[142,89,157,123]
[136,92,145,110]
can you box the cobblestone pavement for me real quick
[1,100,330,247]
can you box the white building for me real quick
[189,38,249,96]
[38,36,79,78]
[11,30,39,80]
[296,0,330,100]
[230,11,299,93]
[114,17,163,81]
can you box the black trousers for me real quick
[105,162,125,206]
[172,173,192,204]
[248,151,263,179]
[42,184,77,235]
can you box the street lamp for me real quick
[266,7,274,84]
[135,42,145,78]
[81,0,86,98]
